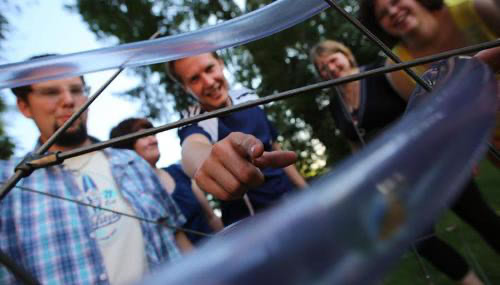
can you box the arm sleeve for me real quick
[177,105,216,145]
[178,124,212,145]
[131,154,187,228]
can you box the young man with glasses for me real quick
[0,55,190,284]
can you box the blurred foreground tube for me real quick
[0,0,328,89]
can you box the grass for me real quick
[383,160,500,284]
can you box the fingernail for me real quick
[250,146,255,156]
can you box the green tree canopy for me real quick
[0,1,16,159]
[68,0,381,178]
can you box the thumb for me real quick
[253,151,297,169]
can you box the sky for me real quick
[0,0,182,167]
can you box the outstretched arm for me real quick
[185,132,297,200]
[191,181,224,231]
[181,133,213,178]
[175,231,193,252]
[475,46,500,73]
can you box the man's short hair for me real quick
[164,52,221,85]
[109,117,154,150]
[359,0,444,47]
[309,40,358,75]
[10,54,86,101]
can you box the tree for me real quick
[0,1,16,159]
[68,0,380,178]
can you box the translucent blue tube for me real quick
[138,58,497,285]
[0,0,328,89]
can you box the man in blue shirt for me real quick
[166,52,307,225]
[0,67,188,284]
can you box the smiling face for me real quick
[17,77,89,149]
[374,0,425,39]
[133,133,160,167]
[173,53,230,111]
[315,52,354,80]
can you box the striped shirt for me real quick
[0,147,185,284]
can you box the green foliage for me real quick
[67,0,243,121]
[0,13,6,42]
[68,0,381,176]
[0,2,16,159]
[0,96,14,159]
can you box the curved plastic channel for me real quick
[138,57,497,285]
[0,0,328,89]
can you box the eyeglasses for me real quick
[31,85,90,101]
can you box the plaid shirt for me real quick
[0,147,185,284]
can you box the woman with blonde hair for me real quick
[310,39,406,148]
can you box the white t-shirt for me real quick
[63,151,148,284]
